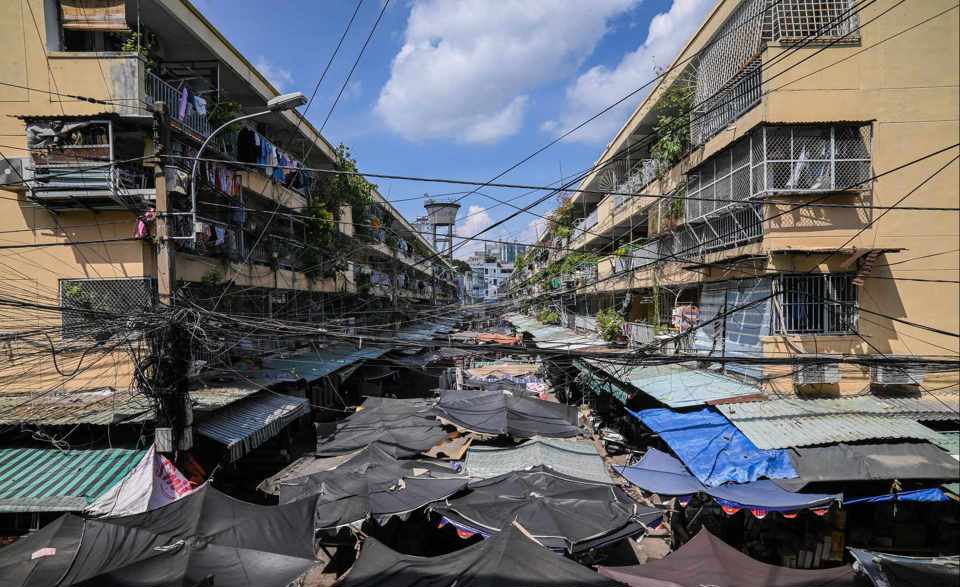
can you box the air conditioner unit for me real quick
[871,364,926,386]
[794,363,840,386]
[0,157,28,191]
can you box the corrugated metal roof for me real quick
[195,391,310,462]
[933,430,959,459]
[465,438,610,483]
[586,360,761,408]
[717,397,954,449]
[0,389,152,426]
[505,314,607,350]
[0,447,147,512]
[259,344,390,383]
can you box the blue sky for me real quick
[194,0,713,257]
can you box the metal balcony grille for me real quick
[613,159,659,209]
[145,72,213,138]
[765,0,861,43]
[776,273,858,334]
[60,278,157,338]
[687,124,871,223]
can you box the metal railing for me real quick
[623,321,656,346]
[145,71,213,138]
[574,209,598,238]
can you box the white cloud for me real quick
[254,56,294,92]
[520,218,546,244]
[377,0,639,144]
[544,0,713,143]
[454,205,493,258]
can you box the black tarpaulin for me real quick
[774,442,960,491]
[598,528,856,587]
[0,514,84,587]
[338,522,618,587]
[46,484,318,587]
[850,548,960,587]
[315,398,448,458]
[432,466,658,553]
[434,390,579,438]
[276,445,467,529]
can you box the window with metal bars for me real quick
[59,278,158,339]
[775,273,858,334]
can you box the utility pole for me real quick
[150,101,192,458]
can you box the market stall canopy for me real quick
[584,360,762,408]
[715,397,955,450]
[774,442,960,491]
[0,447,147,512]
[614,448,839,514]
[631,408,797,487]
[465,437,610,483]
[0,514,84,587]
[0,484,318,587]
[504,314,608,350]
[271,444,466,529]
[195,391,309,462]
[598,528,856,587]
[315,397,448,458]
[849,548,960,587]
[257,343,391,383]
[844,487,951,505]
[434,390,579,438]
[339,522,618,587]
[432,466,659,553]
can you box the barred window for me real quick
[776,273,858,334]
[60,278,157,339]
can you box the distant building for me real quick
[467,252,514,302]
[483,241,528,264]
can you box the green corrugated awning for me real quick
[0,447,147,512]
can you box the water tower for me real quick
[424,198,460,259]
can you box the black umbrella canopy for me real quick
[2,484,319,587]
[339,522,619,587]
[432,466,659,553]
[278,444,468,529]
[316,399,449,458]
[0,514,84,587]
[434,390,580,438]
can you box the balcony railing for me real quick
[613,159,658,209]
[145,71,213,139]
[574,209,598,238]
[623,321,656,347]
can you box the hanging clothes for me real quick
[178,87,190,120]
[193,95,207,116]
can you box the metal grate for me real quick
[766,0,861,43]
[60,278,157,338]
[776,273,858,334]
[686,124,871,223]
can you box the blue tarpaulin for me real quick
[845,488,950,505]
[630,408,797,487]
[614,448,838,512]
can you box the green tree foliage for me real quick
[650,83,693,172]
[537,308,561,325]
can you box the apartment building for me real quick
[513,0,959,394]
[0,0,457,396]
[467,252,514,303]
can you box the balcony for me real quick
[573,209,598,239]
[145,71,213,139]
[612,159,659,209]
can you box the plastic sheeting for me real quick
[845,488,951,505]
[339,523,618,587]
[849,548,960,587]
[631,408,797,487]
[599,528,856,587]
[775,442,960,491]
[434,390,579,438]
[614,448,839,512]
[85,447,195,517]
[315,398,448,458]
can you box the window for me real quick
[60,277,157,339]
[776,273,858,334]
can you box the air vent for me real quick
[794,363,840,385]
[871,364,926,386]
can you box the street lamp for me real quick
[189,91,307,242]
